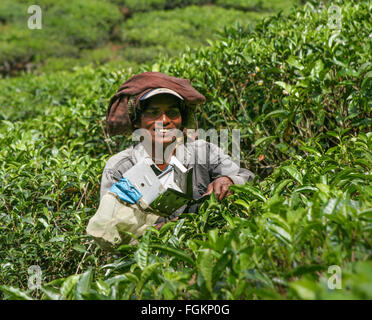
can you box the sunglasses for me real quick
[142,106,181,119]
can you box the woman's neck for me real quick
[142,142,176,168]
[155,163,169,171]
[152,146,175,168]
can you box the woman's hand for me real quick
[202,176,234,202]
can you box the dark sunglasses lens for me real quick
[167,109,180,118]
[143,108,180,119]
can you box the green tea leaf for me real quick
[198,249,214,293]
[282,166,303,185]
[60,275,81,299]
[150,244,195,266]
[137,262,161,295]
[134,232,150,270]
[254,135,278,147]
[75,269,93,300]
[0,286,33,300]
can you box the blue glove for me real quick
[109,177,142,204]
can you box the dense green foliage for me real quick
[0,0,123,75]
[0,0,293,76]
[215,0,301,11]
[153,0,371,177]
[116,0,212,11]
[111,0,301,13]
[0,0,371,300]
[119,6,266,64]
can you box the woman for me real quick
[88,72,255,249]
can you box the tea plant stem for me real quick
[99,120,113,155]
[57,180,60,213]
[75,242,93,274]
[259,165,276,169]
[231,78,249,121]
[75,182,90,211]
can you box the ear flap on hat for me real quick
[106,95,133,136]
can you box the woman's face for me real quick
[140,94,182,147]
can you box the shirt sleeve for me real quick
[208,142,255,185]
[100,168,122,201]
[99,147,137,200]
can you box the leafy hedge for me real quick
[0,0,371,299]
[151,0,371,177]
[215,0,301,12]
[0,67,128,292]
[0,0,123,76]
[117,0,211,12]
[0,0,296,75]
[119,5,264,62]
[0,0,124,75]
[114,0,301,13]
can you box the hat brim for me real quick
[140,88,184,101]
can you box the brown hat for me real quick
[106,72,206,136]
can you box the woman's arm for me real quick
[100,168,122,200]
[203,141,255,201]
[99,148,136,200]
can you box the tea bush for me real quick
[0,0,123,75]
[0,66,124,121]
[152,0,371,177]
[0,66,133,293]
[216,0,301,12]
[118,0,211,12]
[117,0,301,13]
[0,0,371,299]
[119,5,264,62]
[0,0,295,75]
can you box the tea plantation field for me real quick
[0,0,371,300]
[0,0,301,76]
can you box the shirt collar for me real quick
[132,142,193,168]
